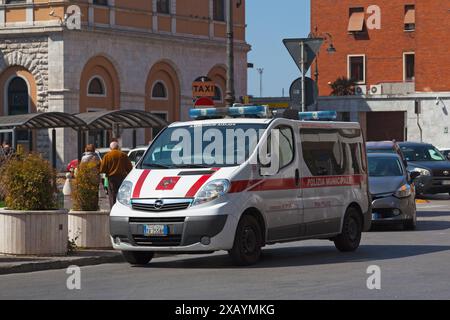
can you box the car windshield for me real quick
[369,157,403,177]
[140,123,268,169]
[401,145,446,162]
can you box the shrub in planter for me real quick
[69,162,110,249]
[0,153,56,210]
[72,161,100,211]
[0,154,67,256]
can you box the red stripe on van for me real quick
[185,168,221,198]
[132,170,151,198]
[230,175,365,193]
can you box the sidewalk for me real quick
[0,250,124,275]
[0,190,121,276]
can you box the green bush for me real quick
[330,77,356,96]
[0,153,57,210]
[72,161,100,211]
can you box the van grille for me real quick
[131,199,192,212]
[129,217,185,224]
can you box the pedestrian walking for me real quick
[100,141,133,208]
[81,144,100,167]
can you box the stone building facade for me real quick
[0,0,249,168]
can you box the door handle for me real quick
[295,169,300,187]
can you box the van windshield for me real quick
[140,123,268,169]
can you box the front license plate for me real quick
[442,181,450,185]
[143,224,168,237]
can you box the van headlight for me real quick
[411,167,431,176]
[117,181,133,207]
[394,184,412,198]
[192,179,231,206]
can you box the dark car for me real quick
[367,141,407,166]
[399,142,450,195]
[368,153,418,230]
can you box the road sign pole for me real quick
[301,41,305,113]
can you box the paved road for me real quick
[1,196,450,300]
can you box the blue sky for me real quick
[246,0,310,97]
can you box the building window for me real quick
[7,77,29,142]
[348,55,366,84]
[404,53,415,82]
[348,7,365,33]
[93,0,108,6]
[157,0,170,14]
[88,77,106,96]
[213,0,225,22]
[152,82,167,99]
[404,5,415,31]
[7,77,28,116]
[213,86,222,102]
[5,0,27,4]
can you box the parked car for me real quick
[399,142,450,195]
[367,141,407,166]
[368,153,419,230]
[438,148,450,160]
[128,147,148,166]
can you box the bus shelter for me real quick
[0,110,168,168]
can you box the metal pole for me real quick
[132,129,137,149]
[314,56,319,111]
[77,130,83,162]
[225,0,235,107]
[52,129,57,169]
[301,41,306,113]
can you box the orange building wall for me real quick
[311,0,450,95]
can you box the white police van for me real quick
[110,106,371,266]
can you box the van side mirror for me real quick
[410,171,421,181]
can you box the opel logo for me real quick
[154,200,164,210]
[444,171,449,176]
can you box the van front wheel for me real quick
[334,207,362,252]
[229,215,262,266]
[122,251,154,266]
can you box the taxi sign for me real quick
[192,76,215,98]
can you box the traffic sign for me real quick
[289,77,318,108]
[192,76,215,98]
[283,38,324,73]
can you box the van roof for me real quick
[169,118,361,129]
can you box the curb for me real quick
[0,254,125,276]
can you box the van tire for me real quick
[334,207,362,252]
[122,251,154,266]
[229,215,263,266]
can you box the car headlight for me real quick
[394,184,412,198]
[411,167,431,176]
[192,179,231,206]
[117,181,133,207]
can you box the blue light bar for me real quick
[189,106,269,119]
[299,111,338,121]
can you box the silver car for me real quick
[368,153,419,230]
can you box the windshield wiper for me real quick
[141,163,172,169]
[174,164,210,169]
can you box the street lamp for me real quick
[225,0,242,107]
[257,68,264,97]
[308,30,336,110]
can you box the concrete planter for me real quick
[68,210,111,249]
[0,209,68,256]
